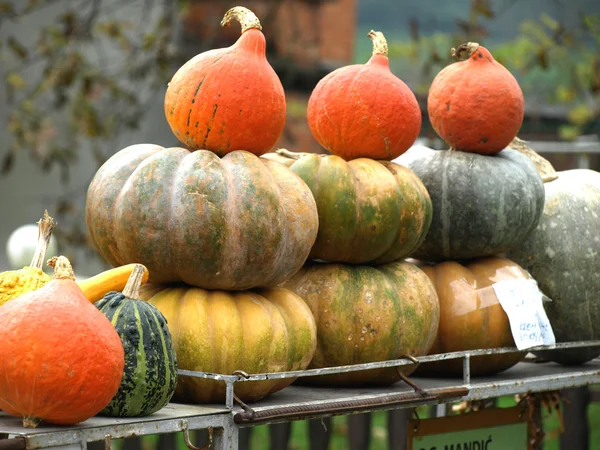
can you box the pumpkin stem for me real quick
[221,6,262,34]
[276,149,317,160]
[368,30,388,57]
[122,264,146,299]
[23,416,42,428]
[30,210,56,270]
[47,256,76,281]
[509,137,558,183]
[451,42,480,60]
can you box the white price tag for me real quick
[492,278,555,351]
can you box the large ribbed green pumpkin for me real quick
[85,144,319,291]
[95,265,177,417]
[262,150,432,264]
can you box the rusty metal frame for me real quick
[2,340,600,449]
[177,340,600,409]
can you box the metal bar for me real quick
[177,340,600,383]
[464,370,600,401]
[233,387,469,425]
[18,413,231,449]
[225,382,235,410]
[463,355,471,385]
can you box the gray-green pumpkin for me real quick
[262,150,433,264]
[95,265,178,417]
[395,145,545,261]
[509,169,600,365]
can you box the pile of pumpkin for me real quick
[1,4,600,429]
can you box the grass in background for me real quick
[110,392,600,450]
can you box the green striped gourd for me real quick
[95,265,177,417]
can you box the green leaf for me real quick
[558,124,581,141]
[555,85,576,103]
[567,104,594,126]
[7,36,28,60]
[0,1,14,14]
[540,13,560,32]
[6,72,26,89]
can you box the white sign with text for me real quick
[492,278,555,350]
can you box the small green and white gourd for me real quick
[95,264,178,417]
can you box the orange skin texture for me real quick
[0,278,125,426]
[427,46,524,155]
[417,257,527,376]
[307,54,422,161]
[164,29,286,157]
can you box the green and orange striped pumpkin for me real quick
[85,144,319,291]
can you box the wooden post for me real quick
[559,387,590,450]
[269,423,292,450]
[308,417,332,450]
[348,413,371,450]
[388,409,412,450]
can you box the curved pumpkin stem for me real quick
[451,42,480,60]
[47,256,76,281]
[368,30,388,57]
[276,149,318,160]
[509,137,558,183]
[30,210,56,270]
[221,6,262,33]
[122,264,147,299]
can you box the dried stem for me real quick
[368,30,388,57]
[509,137,558,183]
[122,264,147,299]
[23,416,42,428]
[221,6,262,33]
[47,256,75,281]
[29,210,56,270]
[275,148,317,160]
[451,42,480,60]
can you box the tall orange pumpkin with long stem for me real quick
[164,6,286,156]
[307,30,422,161]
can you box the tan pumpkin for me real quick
[138,284,317,403]
[415,257,528,376]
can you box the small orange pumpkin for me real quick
[164,6,286,156]
[0,256,124,427]
[307,30,421,161]
[427,42,524,155]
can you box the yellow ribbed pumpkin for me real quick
[138,284,317,403]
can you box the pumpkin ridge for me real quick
[147,306,176,412]
[378,164,407,260]
[439,155,453,256]
[166,154,190,280]
[259,161,294,287]
[127,302,148,414]
[269,291,300,370]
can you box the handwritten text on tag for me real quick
[492,278,555,351]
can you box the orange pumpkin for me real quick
[415,257,527,376]
[0,256,124,427]
[307,31,421,161]
[427,42,524,155]
[164,6,286,156]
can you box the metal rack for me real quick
[2,341,600,450]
